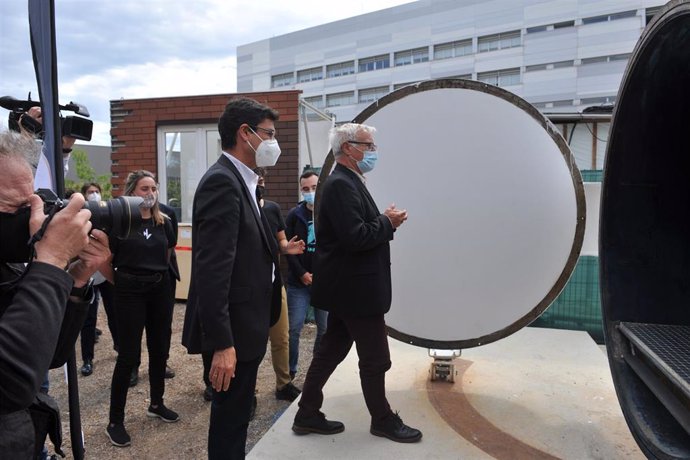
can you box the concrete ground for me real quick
[248,327,643,460]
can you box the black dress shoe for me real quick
[203,385,213,402]
[129,368,139,387]
[292,410,344,435]
[275,382,301,401]
[164,366,175,379]
[80,360,93,377]
[370,411,422,443]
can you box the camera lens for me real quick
[84,196,143,239]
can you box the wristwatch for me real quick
[70,277,95,302]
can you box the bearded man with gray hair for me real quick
[292,123,422,443]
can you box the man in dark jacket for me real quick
[285,170,327,378]
[0,130,110,457]
[292,123,422,444]
[182,98,283,459]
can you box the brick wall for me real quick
[109,90,301,215]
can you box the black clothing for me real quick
[262,199,285,236]
[109,271,173,424]
[285,202,315,286]
[110,217,175,274]
[299,163,396,426]
[298,312,392,420]
[310,164,394,316]
[182,154,282,458]
[108,214,176,425]
[182,154,282,360]
[208,354,264,460]
[0,262,89,457]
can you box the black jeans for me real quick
[298,312,392,421]
[109,271,173,424]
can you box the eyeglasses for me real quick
[250,126,276,140]
[348,141,377,151]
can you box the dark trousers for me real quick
[208,354,264,460]
[109,272,173,424]
[80,290,100,362]
[80,281,118,361]
[99,282,119,351]
[202,350,213,386]
[298,312,392,421]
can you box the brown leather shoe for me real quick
[292,410,344,435]
[370,411,422,443]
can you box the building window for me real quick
[553,20,575,29]
[297,67,323,83]
[326,61,355,78]
[358,54,390,73]
[581,53,630,65]
[304,95,324,109]
[527,20,574,34]
[358,86,389,104]
[526,25,548,34]
[553,60,574,68]
[394,47,429,66]
[580,95,616,105]
[477,68,521,86]
[393,81,418,90]
[527,60,574,72]
[526,63,548,72]
[326,91,355,107]
[434,39,472,60]
[271,72,294,88]
[478,30,521,53]
[582,10,636,25]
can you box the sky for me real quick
[0,0,414,146]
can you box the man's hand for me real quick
[67,229,111,287]
[283,235,305,255]
[384,203,408,229]
[30,193,92,269]
[210,346,237,392]
[300,272,313,286]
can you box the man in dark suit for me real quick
[292,123,422,444]
[182,97,283,459]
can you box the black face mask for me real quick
[256,185,266,199]
[0,207,31,263]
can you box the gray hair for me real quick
[0,129,41,174]
[329,123,376,158]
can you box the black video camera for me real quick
[0,190,144,264]
[0,95,93,141]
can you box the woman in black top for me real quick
[104,170,179,447]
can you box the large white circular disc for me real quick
[322,79,585,349]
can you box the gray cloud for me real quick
[1,0,411,145]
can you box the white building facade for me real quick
[237,0,664,123]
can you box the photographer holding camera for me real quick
[0,129,111,458]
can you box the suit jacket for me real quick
[311,163,395,317]
[182,155,281,361]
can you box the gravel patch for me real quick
[47,302,316,459]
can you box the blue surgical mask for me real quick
[303,191,315,205]
[357,150,378,174]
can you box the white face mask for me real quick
[248,129,281,167]
[141,193,157,209]
[87,192,101,202]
